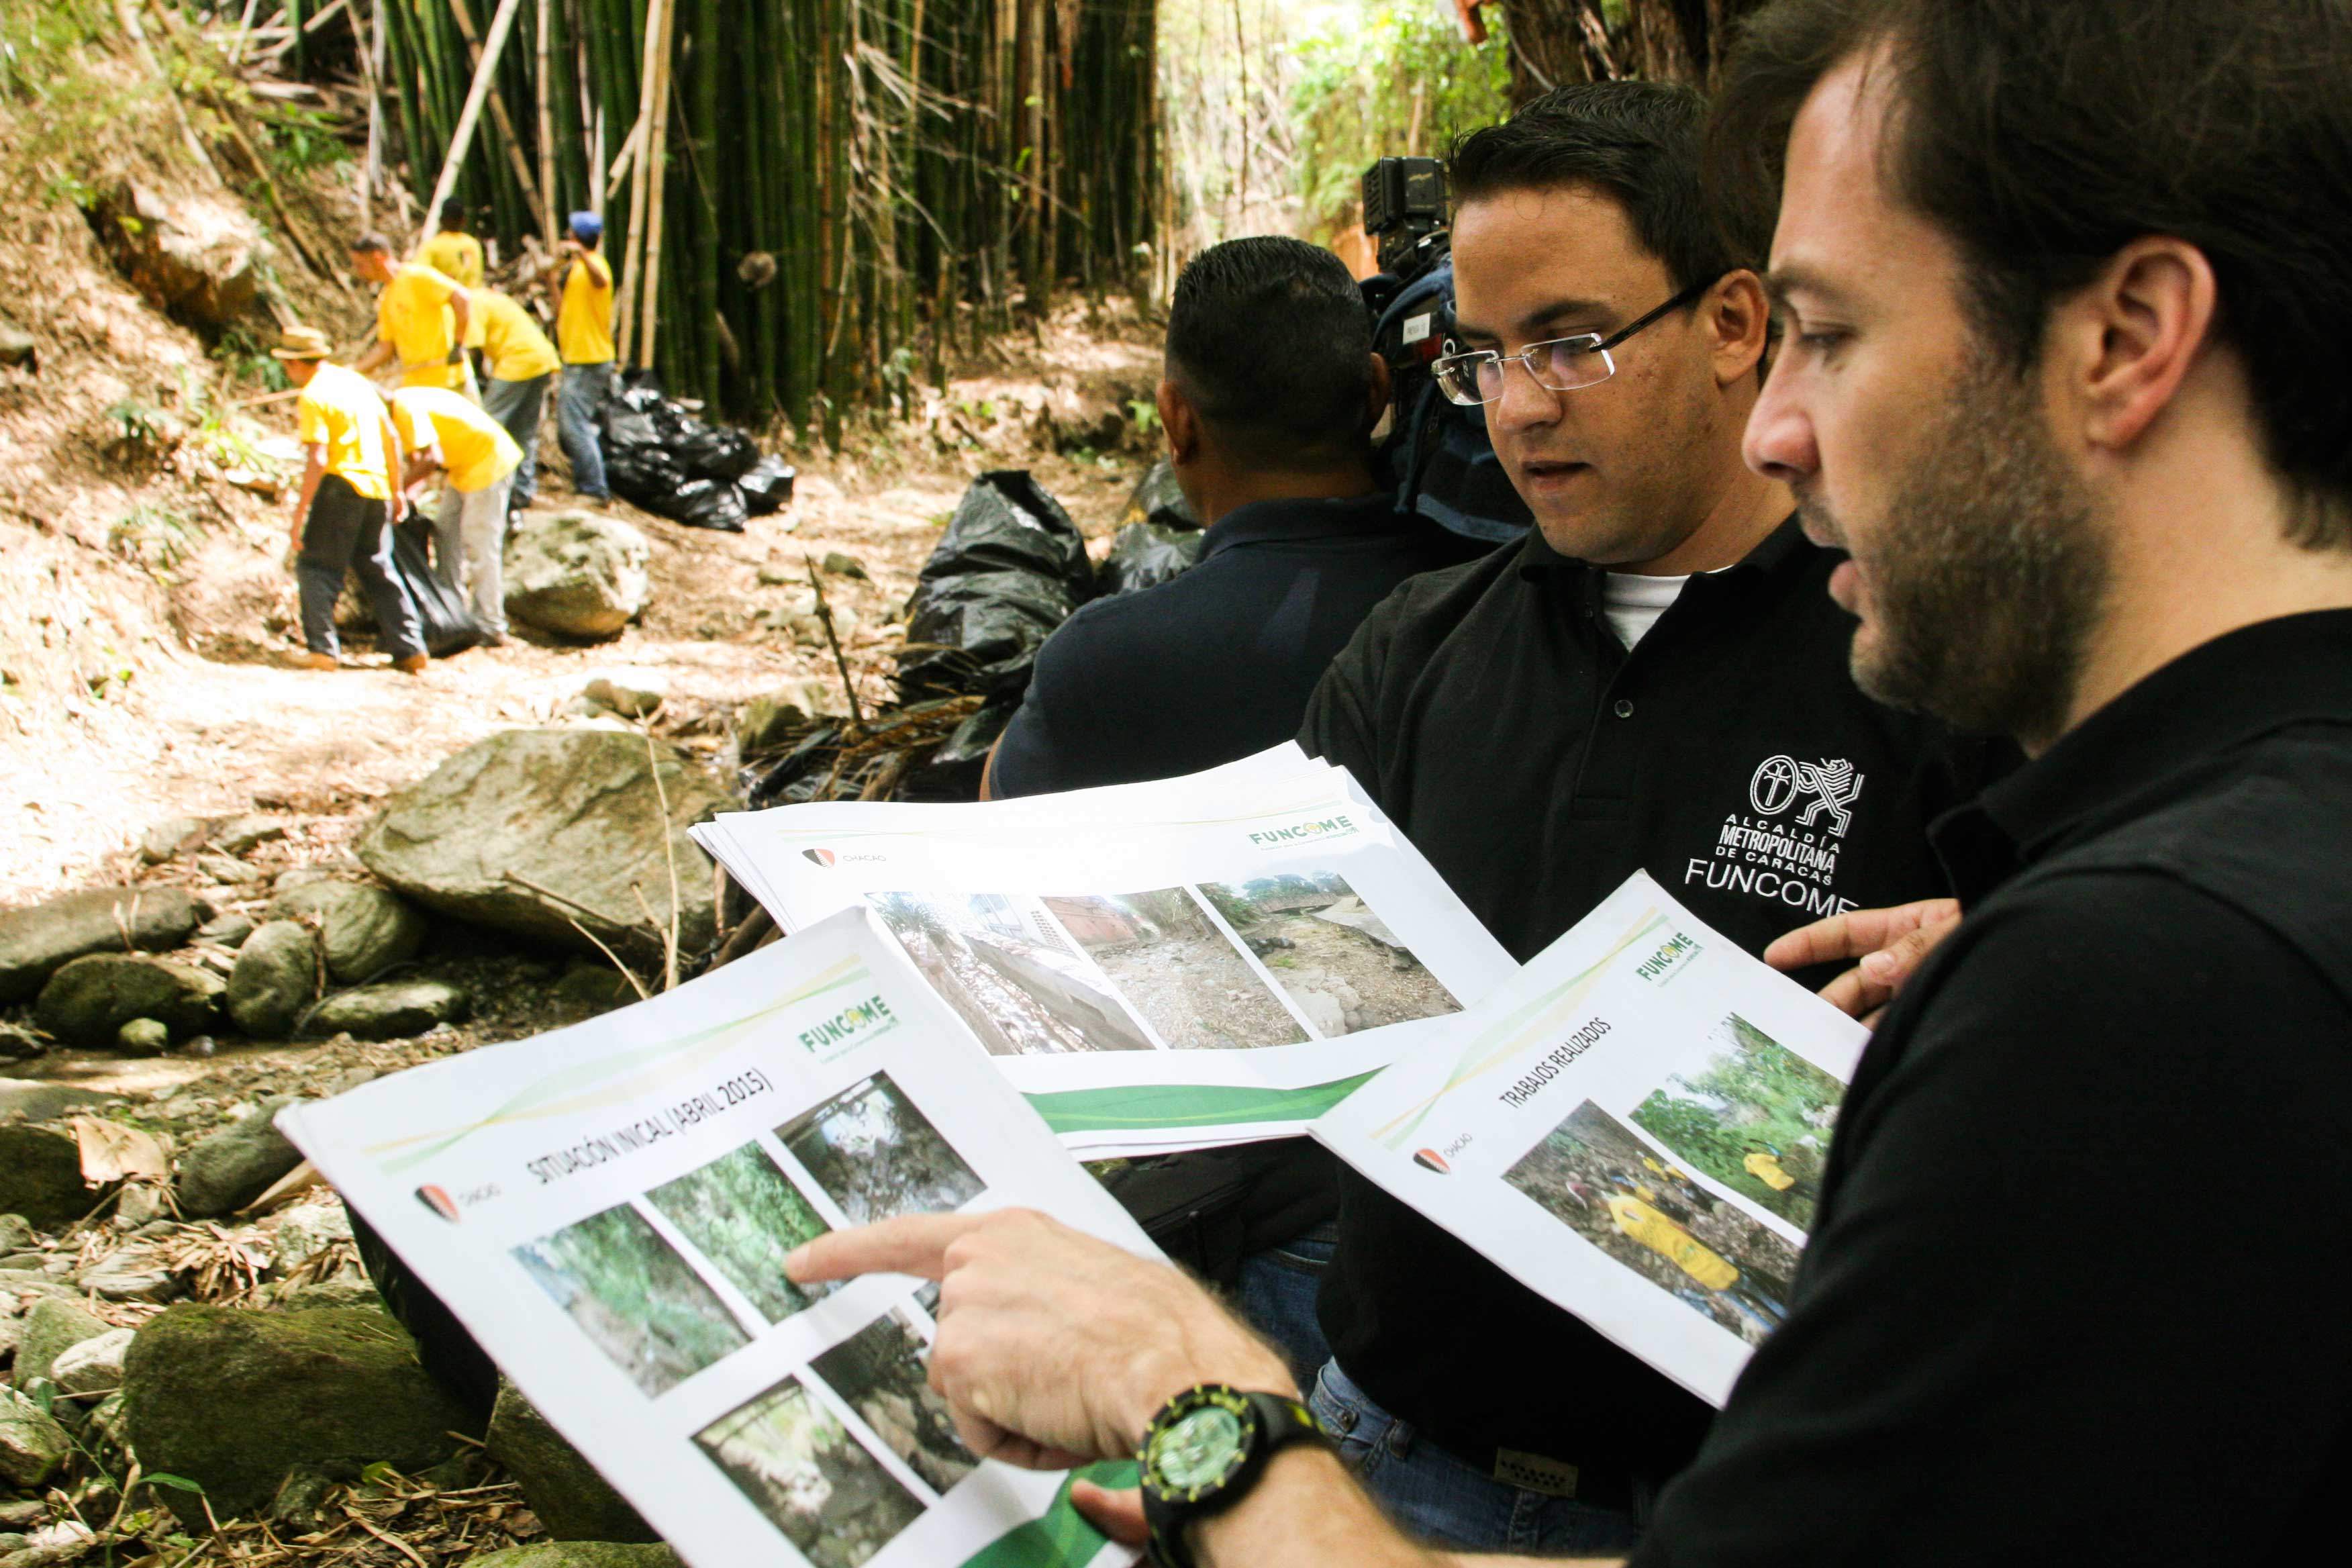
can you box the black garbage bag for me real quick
[1115,458,1200,533]
[897,473,1095,703]
[1099,520,1206,597]
[739,454,797,515]
[675,422,758,482]
[388,518,487,657]
[671,477,748,533]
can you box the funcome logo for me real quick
[1748,754,1865,838]
[1246,813,1360,852]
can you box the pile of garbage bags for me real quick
[599,377,796,532]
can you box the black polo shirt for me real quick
[989,493,1478,797]
[1300,519,1999,1477]
[1638,609,2352,1565]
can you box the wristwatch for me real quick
[1138,1383,1327,1568]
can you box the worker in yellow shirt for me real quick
[348,233,475,396]
[471,287,560,509]
[544,210,614,503]
[1602,1192,1741,1291]
[269,326,426,675]
[391,385,522,643]
[418,199,485,289]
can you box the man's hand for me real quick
[1764,898,1961,1024]
[787,1210,1292,1469]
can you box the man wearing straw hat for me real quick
[271,326,428,675]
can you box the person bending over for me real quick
[982,236,1481,799]
[271,326,427,675]
[792,1,2352,1563]
[348,233,475,397]
[389,385,522,644]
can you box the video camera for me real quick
[1359,156,1532,547]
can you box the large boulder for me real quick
[265,883,424,984]
[0,1126,91,1229]
[89,182,268,330]
[354,731,734,963]
[0,886,205,1003]
[175,1097,302,1218]
[505,512,652,640]
[303,979,470,1040]
[11,1297,111,1390]
[121,1304,479,1524]
[487,1383,660,1542]
[34,953,223,1046]
[227,920,320,1038]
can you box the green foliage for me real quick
[513,1203,749,1396]
[0,0,162,201]
[779,1073,985,1227]
[1629,1015,1843,1228]
[109,503,200,578]
[1289,0,1513,244]
[644,1143,830,1324]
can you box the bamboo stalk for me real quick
[634,0,676,369]
[535,0,557,245]
[444,0,550,235]
[614,0,664,361]
[420,0,530,254]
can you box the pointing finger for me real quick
[785,1212,987,1285]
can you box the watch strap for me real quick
[1140,1387,1325,1568]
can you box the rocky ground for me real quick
[1,158,1171,1568]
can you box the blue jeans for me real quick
[1306,1360,1649,1555]
[557,362,614,500]
[481,371,548,505]
[296,474,423,660]
[1236,1223,1337,1387]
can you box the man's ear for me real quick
[1158,379,1200,467]
[2059,236,2218,453]
[1363,353,1393,436]
[1709,271,1773,387]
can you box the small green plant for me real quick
[211,325,289,394]
[109,503,201,577]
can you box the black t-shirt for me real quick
[1638,610,2352,1565]
[1300,520,1999,1476]
[988,493,1481,797]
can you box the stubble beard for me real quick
[1814,347,2112,747]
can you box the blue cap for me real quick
[569,210,604,242]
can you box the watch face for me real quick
[1150,1406,1248,1495]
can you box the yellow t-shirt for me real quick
[1743,1152,1798,1192]
[557,254,616,365]
[391,385,522,493]
[1604,1195,1740,1291]
[378,262,469,391]
[420,231,485,289]
[296,363,393,501]
[473,289,561,382]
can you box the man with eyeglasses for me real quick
[1265,81,1998,1552]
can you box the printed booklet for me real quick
[692,748,1518,1158]
[1310,871,1870,1406]
[280,910,1155,1568]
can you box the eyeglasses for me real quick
[1432,278,1716,407]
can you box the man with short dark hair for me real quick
[1275,81,1988,1552]
[983,236,1475,798]
[349,233,475,397]
[784,3,2352,1564]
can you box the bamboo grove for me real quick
[369,0,1159,430]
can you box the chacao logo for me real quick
[1246,814,1359,850]
[803,848,836,866]
[1412,1148,1451,1175]
[415,1184,461,1223]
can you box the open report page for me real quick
[280,910,1150,1568]
[693,749,1518,1157]
[1311,871,1870,1406]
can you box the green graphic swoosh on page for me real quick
[961,1461,1136,1568]
[1026,1075,1379,1134]
[362,956,877,1174]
